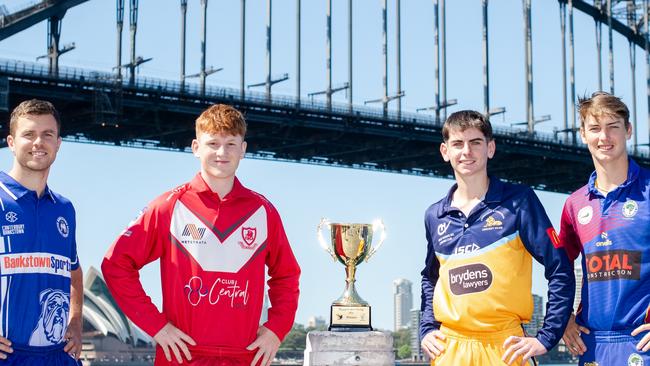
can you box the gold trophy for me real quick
[317,219,386,331]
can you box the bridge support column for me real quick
[304,331,394,366]
[47,15,63,77]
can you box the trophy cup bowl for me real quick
[317,219,386,331]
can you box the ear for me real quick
[191,139,199,157]
[240,141,247,159]
[626,123,633,140]
[440,142,450,162]
[579,127,587,144]
[487,139,496,159]
[39,289,53,304]
[56,136,62,152]
[6,135,15,154]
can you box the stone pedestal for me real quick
[304,331,394,366]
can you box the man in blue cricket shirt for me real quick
[0,99,83,365]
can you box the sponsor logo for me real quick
[56,217,69,238]
[583,362,599,366]
[547,228,562,248]
[437,222,450,236]
[5,211,17,223]
[182,224,206,240]
[595,232,613,247]
[184,276,250,308]
[622,200,639,218]
[0,253,72,277]
[2,224,24,235]
[453,243,480,255]
[628,353,644,366]
[448,263,493,295]
[586,250,641,281]
[239,227,258,249]
[578,206,593,225]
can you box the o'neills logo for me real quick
[586,250,641,281]
[448,263,493,295]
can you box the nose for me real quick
[461,143,471,155]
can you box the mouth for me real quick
[30,151,47,157]
[597,144,614,152]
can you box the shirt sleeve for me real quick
[69,204,80,271]
[517,188,575,351]
[559,199,582,262]
[262,205,301,341]
[101,199,169,338]
[419,214,441,340]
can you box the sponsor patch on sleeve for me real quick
[547,227,562,248]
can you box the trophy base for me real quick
[329,304,372,331]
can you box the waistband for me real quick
[584,329,647,344]
[12,343,66,355]
[184,345,255,359]
[440,324,524,342]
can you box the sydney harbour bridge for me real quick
[0,0,649,193]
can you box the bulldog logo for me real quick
[29,289,70,346]
[241,227,257,247]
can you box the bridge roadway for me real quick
[0,59,648,193]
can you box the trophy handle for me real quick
[317,218,337,261]
[365,219,386,262]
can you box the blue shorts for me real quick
[580,330,649,366]
[2,343,81,366]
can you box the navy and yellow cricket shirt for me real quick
[419,177,575,351]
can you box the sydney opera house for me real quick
[79,267,155,365]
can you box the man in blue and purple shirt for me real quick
[560,92,650,365]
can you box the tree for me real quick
[397,344,412,359]
[280,323,308,351]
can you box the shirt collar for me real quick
[586,158,640,197]
[436,176,503,218]
[188,173,246,199]
[0,171,56,202]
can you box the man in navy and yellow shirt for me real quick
[560,92,650,365]
[419,110,575,365]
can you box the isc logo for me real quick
[454,243,480,255]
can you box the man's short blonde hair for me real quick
[578,92,630,129]
[195,104,247,138]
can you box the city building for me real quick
[307,315,326,329]
[574,257,583,312]
[393,278,412,331]
[409,309,426,362]
[523,294,544,336]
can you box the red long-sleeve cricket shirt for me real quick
[102,174,300,362]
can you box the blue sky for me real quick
[0,0,645,330]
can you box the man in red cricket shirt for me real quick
[102,104,301,366]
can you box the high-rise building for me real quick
[393,278,413,331]
[574,256,583,312]
[410,309,426,361]
[523,294,544,336]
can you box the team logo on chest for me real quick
[480,210,505,231]
[2,211,24,236]
[622,200,638,218]
[5,211,17,223]
[240,227,258,249]
[578,206,593,225]
[56,217,69,238]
